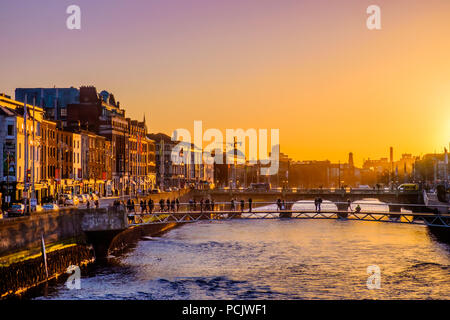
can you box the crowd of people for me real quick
[112,196,364,219]
[187,198,216,212]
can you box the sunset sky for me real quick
[1,0,449,166]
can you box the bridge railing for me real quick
[116,199,449,216]
[205,188,420,195]
[126,208,450,229]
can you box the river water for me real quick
[34,200,450,300]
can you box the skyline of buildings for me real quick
[0,84,448,206]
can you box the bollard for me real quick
[41,234,49,280]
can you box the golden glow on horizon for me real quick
[1,0,449,166]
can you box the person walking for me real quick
[159,199,164,212]
[131,200,136,213]
[175,198,180,212]
[314,198,318,212]
[277,198,282,211]
[347,199,352,212]
[231,199,235,211]
[240,199,245,212]
[126,199,131,212]
[211,199,215,212]
[140,200,145,213]
[248,198,253,212]
[317,197,322,213]
[166,199,170,212]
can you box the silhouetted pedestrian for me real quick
[150,199,155,213]
[248,198,253,212]
[240,199,245,212]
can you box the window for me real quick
[7,124,14,136]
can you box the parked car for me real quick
[62,194,79,206]
[90,193,99,201]
[398,183,419,191]
[249,183,271,191]
[43,203,60,211]
[77,194,87,203]
[7,204,26,217]
[32,205,44,212]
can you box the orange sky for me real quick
[1,0,449,166]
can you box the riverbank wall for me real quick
[0,190,194,298]
[0,244,94,298]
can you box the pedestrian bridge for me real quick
[127,202,450,229]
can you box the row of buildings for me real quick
[0,87,157,205]
[1,85,447,206]
[272,148,449,189]
[0,86,221,206]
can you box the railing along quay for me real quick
[125,201,450,228]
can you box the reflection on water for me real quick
[293,200,338,211]
[34,201,450,300]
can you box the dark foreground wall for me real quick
[0,244,94,297]
[109,222,181,256]
[0,207,185,297]
[0,209,85,257]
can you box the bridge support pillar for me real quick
[81,208,129,259]
[388,204,401,219]
[335,202,349,219]
[279,212,292,218]
[227,212,241,219]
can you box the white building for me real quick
[0,94,44,204]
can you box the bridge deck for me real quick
[128,210,450,228]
